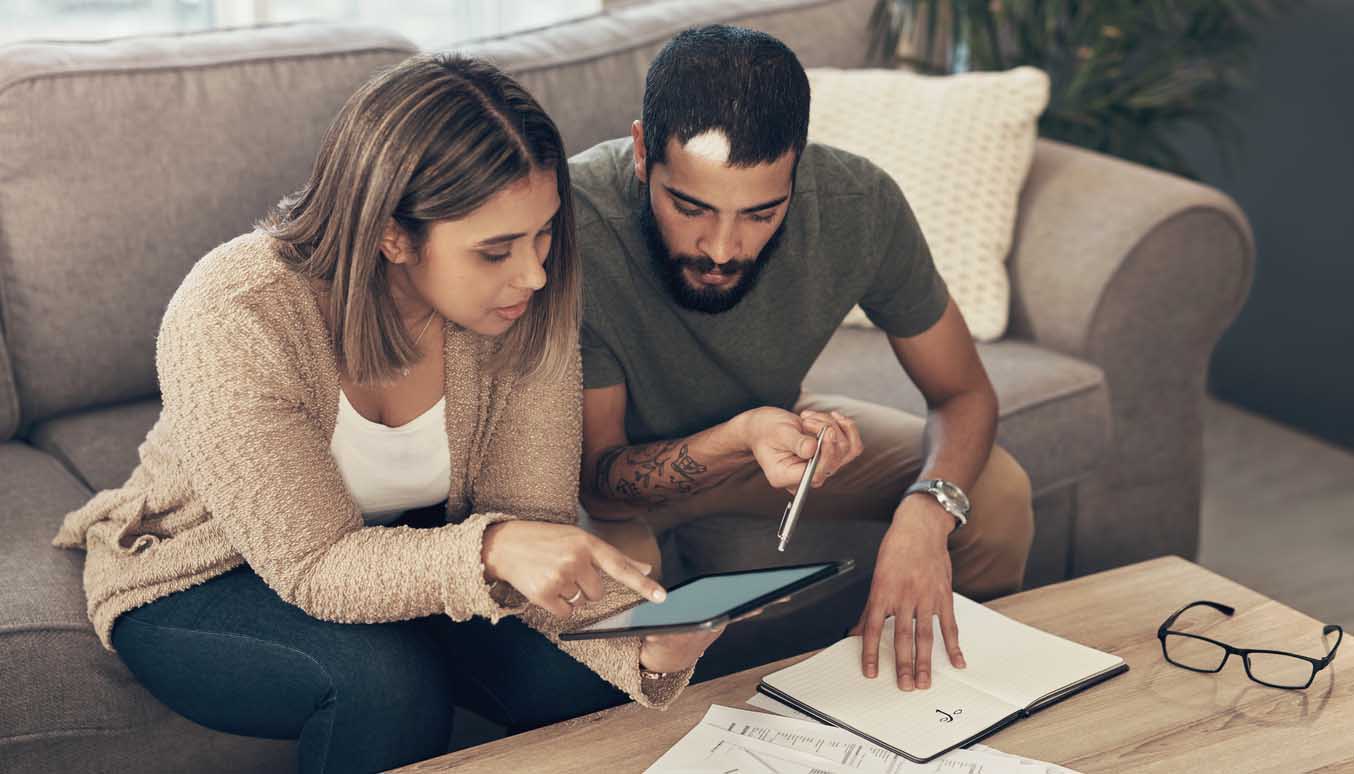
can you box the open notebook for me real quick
[758,593,1127,763]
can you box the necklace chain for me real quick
[401,309,438,378]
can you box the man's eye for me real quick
[676,205,704,218]
[748,212,776,223]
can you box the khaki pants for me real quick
[616,393,1035,601]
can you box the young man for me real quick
[571,25,1034,692]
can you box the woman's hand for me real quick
[481,520,666,617]
[640,626,724,673]
[637,597,787,673]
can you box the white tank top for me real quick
[330,390,451,525]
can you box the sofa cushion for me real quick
[454,0,875,155]
[0,441,152,742]
[31,400,163,493]
[804,329,1111,495]
[0,441,292,771]
[0,24,416,432]
[0,336,16,443]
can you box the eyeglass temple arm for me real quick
[1319,624,1344,666]
[1158,600,1236,637]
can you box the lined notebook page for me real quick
[926,594,1123,708]
[761,593,1124,759]
[761,631,1018,761]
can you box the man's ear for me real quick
[631,120,648,184]
[379,219,411,264]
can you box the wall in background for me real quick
[1179,0,1354,450]
[0,0,603,49]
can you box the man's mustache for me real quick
[671,254,755,276]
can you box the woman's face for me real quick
[386,167,560,337]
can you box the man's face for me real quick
[636,128,795,313]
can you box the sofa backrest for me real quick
[0,1,874,440]
[0,24,415,438]
[455,0,875,156]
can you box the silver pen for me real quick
[777,425,829,552]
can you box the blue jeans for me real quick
[111,566,627,774]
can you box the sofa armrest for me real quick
[1006,139,1254,574]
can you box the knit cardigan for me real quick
[53,230,691,708]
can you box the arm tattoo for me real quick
[594,440,713,510]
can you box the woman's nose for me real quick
[516,246,547,291]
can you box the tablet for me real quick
[559,559,854,641]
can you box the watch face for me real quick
[932,481,970,514]
[933,491,958,514]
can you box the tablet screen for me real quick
[570,563,836,635]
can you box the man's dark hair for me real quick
[642,25,810,171]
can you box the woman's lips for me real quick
[495,300,529,320]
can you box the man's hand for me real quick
[738,407,863,492]
[850,495,966,690]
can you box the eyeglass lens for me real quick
[1164,634,1316,687]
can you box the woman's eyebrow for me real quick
[473,208,560,247]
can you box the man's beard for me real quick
[640,191,785,314]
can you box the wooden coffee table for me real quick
[394,557,1352,773]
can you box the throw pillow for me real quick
[806,66,1049,340]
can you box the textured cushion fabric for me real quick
[0,24,416,432]
[0,441,291,774]
[0,336,16,442]
[2,724,292,774]
[803,327,1110,495]
[0,444,92,628]
[453,0,875,155]
[31,400,162,493]
[806,67,1050,340]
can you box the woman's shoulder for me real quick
[156,232,331,395]
[165,231,313,329]
[178,230,299,301]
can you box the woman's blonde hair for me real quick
[261,54,579,385]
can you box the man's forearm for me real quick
[585,416,752,515]
[903,388,998,524]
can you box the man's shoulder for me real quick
[568,137,636,226]
[798,142,898,203]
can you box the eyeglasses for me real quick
[1158,600,1342,689]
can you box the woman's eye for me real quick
[480,251,511,263]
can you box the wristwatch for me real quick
[903,478,970,529]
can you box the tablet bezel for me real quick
[558,558,855,641]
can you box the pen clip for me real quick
[777,426,829,551]
[777,501,793,541]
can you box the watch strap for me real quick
[904,478,970,528]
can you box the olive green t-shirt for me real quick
[571,138,948,445]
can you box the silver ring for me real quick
[564,589,583,605]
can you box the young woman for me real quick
[54,54,719,774]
